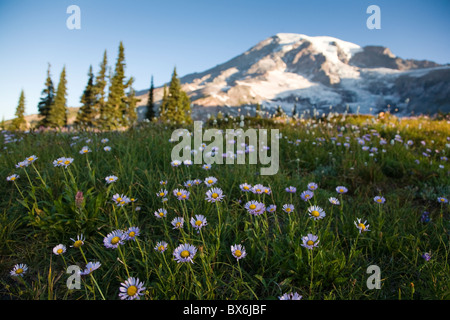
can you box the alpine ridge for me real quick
[136,33,450,119]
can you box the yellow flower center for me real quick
[127,285,138,296]
[116,197,122,202]
[249,204,256,210]
[358,223,366,230]
[256,189,261,192]
[264,189,269,193]
[286,208,291,212]
[57,248,63,254]
[16,268,23,274]
[234,250,242,257]
[64,160,70,165]
[176,192,182,196]
[307,240,314,246]
[160,193,165,196]
[28,157,34,161]
[180,250,190,258]
[195,220,202,226]
[244,186,249,190]
[158,245,165,251]
[83,150,88,153]
[377,199,382,203]
[10,177,16,181]
[111,236,120,245]
[129,232,135,237]
[212,193,218,199]
[311,210,320,217]
[74,240,83,248]
[176,222,181,227]
[208,180,213,184]
[182,194,187,199]
[159,212,164,217]
[339,189,344,193]
[120,201,125,205]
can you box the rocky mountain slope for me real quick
[136,33,450,119]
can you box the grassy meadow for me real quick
[1,113,449,300]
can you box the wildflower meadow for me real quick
[1,113,449,300]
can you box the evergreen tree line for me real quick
[74,41,139,129]
[10,41,193,130]
[44,41,191,129]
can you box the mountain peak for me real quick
[136,33,449,118]
[273,33,306,43]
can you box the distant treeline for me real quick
[8,42,192,131]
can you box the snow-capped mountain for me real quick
[136,33,450,118]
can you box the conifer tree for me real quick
[37,63,55,127]
[105,42,127,129]
[124,77,139,126]
[292,104,298,117]
[180,90,192,124]
[163,67,191,124]
[165,67,182,123]
[159,84,168,120]
[145,75,155,121]
[255,102,262,118]
[47,66,68,128]
[12,90,27,130]
[100,66,114,128]
[95,50,108,128]
[275,105,285,117]
[76,65,96,128]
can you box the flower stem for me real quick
[117,245,130,278]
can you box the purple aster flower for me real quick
[251,184,265,194]
[205,187,225,203]
[422,252,431,261]
[244,200,266,215]
[190,214,208,233]
[103,230,126,249]
[240,183,252,192]
[125,226,140,241]
[336,186,348,194]
[374,196,386,204]
[279,292,303,300]
[307,182,318,191]
[285,186,297,193]
[282,204,295,213]
[119,277,146,300]
[173,243,197,264]
[300,190,314,201]
[301,234,319,250]
[231,244,247,260]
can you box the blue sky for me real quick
[0,0,449,120]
